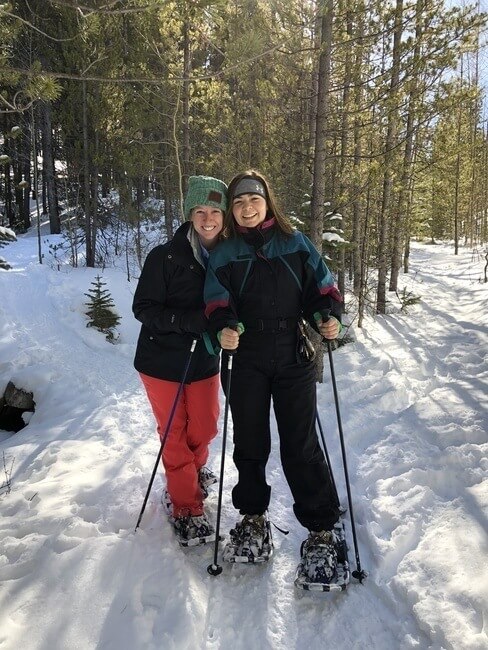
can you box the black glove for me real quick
[180,309,208,335]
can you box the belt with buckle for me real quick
[246,317,297,332]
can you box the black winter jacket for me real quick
[133,222,219,382]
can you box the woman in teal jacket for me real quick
[204,170,348,589]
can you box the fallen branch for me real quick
[0,452,14,496]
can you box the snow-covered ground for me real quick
[0,230,487,650]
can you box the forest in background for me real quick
[0,0,487,323]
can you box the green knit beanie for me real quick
[184,176,228,219]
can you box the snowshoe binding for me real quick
[198,466,218,498]
[173,512,216,547]
[294,521,350,592]
[222,513,273,563]
[162,488,174,521]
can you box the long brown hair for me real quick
[225,170,295,238]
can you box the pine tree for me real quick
[84,275,120,342]
[0,225,16,270]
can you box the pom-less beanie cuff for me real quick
[184,176,228,219]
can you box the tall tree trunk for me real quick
[390,0,422,290]
[91,126,99,266]
[453,59,463,256]
[31,106,43,265]
[2,112,14,227]
[42,165,48,215]
[403,169,416,273]
[82,80,94,267]
[336,6,353,306]
[308,3,321,160]
[352,4,365,296]
[467,11,480,248]
[4,158,13,228]
[310,0,333,249]
[40,100,60,234]
[9,121,30,233]
[483,123,488,244]
[162,139,175,240]
[182,17,191,197]
[21,120,31,232]
[376,0,403,313]
[310,0,333,381]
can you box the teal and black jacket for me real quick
[204,218,342,343]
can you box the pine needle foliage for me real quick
[84,275,120,342]
[396,287,421,313]
[0,226,16,270]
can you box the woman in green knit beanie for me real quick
[133,175,227,547]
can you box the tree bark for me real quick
[376,0,403,313]
[336,6,353,306]
[82,80,94,267]
[310,0,333,250]
[182,17,191,197]
[310,0,334,381]
[352,7,365,296]
[389,0,421,290]
[40,100,61,234]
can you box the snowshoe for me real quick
[173,512,216,547]
[294,521,350,592]
[198,466,218,494]
[161,489,174,521]
[222,513,273,563]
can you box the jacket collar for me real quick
[170,222,205,270]
[236,216,275,235]
[237,217,275,251]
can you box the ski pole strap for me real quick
[314,309,330,324]
[271,521,289,535]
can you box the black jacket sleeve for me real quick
[300,234,343,329]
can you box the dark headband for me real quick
[233,178,266,199]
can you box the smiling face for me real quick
[190,206,224,249]
[232,193,268,229]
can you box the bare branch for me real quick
[0,452,14,496]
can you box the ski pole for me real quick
[315,410,341,511]
[321,311,367,582]
[135,338,198,532]
[208,325,238,577]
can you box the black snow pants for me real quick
[221,329,340,532]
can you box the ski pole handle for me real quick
[222,321,239,356]
[318,309,342,341]
[320,308,331,324]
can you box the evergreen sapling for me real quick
[84,275,121,342]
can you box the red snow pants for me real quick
[139,372,219,517]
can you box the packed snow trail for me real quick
[0,235,487,650]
